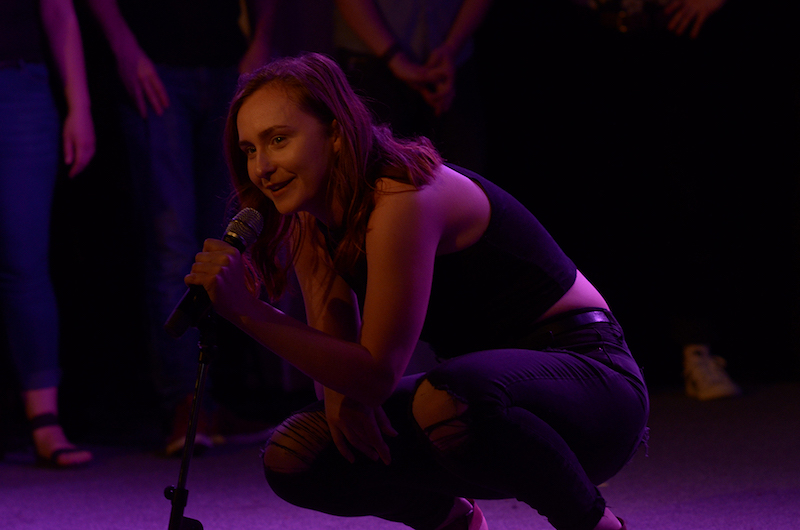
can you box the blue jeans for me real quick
[119,64,239,408]
[263,309,649,530]
[0,62,62,390]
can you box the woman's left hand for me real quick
[324,388,397,465]
[184,238,252,320]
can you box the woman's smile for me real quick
[265,176,295,195]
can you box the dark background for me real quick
[476,0,800,389]
[2,0,798,443]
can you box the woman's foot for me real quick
[437,498,488,530]
[593,508,624,530]
[24,388,92,468]
[30,413,93,468]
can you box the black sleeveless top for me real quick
[323,165,577,359]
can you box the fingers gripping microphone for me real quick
[163,208,264,339]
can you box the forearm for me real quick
[335,0,397,57]
[227,296,394,406]
[82,0,140,58]
[239,0,278,73]
[440,0,493,56]
[40,0,91,115]
[246,0,278,44]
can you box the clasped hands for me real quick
[665,0,728,38]
[389,45,457,117]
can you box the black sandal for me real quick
[30,413,91,469]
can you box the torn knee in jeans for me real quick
[412,379,469,451]
[263,410,331,473]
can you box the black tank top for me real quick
[323,165,577,358]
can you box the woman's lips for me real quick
[267,177,294,193]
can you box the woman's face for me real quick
[237,85,340,221]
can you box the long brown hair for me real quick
[224,53,441,300]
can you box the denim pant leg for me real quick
[265,349,647,530]
[119,65,238,408]
[0,63,62,390]
[420,340,648,530]
[264,313,647,530]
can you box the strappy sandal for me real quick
[30,413,92,469]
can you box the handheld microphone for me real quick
[163,208,264,339]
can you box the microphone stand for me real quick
[164,312,216,530]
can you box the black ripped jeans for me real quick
[263,309,649,530]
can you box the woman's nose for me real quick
[256,152,275,181]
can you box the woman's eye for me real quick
[272,136,286,145]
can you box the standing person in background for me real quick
[664,0,742,402]
[83,0,277,456]
[0,0,95,468]
[503,0,742,398]
[334,0,492,174]
[589,0,740,399]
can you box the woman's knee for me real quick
[262,410,331,474]
[411,378,470,452]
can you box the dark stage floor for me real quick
[2,382,799,529]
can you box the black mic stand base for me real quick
[165,314,217,530]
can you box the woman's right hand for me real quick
[324,388,397,465]
[184,238,253,321]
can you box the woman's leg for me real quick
[119,65,238,454]
[412,346,648,530]
[262,330,647,530]
[263,375,505,530]
[0,63,91,466]
[0,64,61,398]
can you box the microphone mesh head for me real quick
[225,208,264,248]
